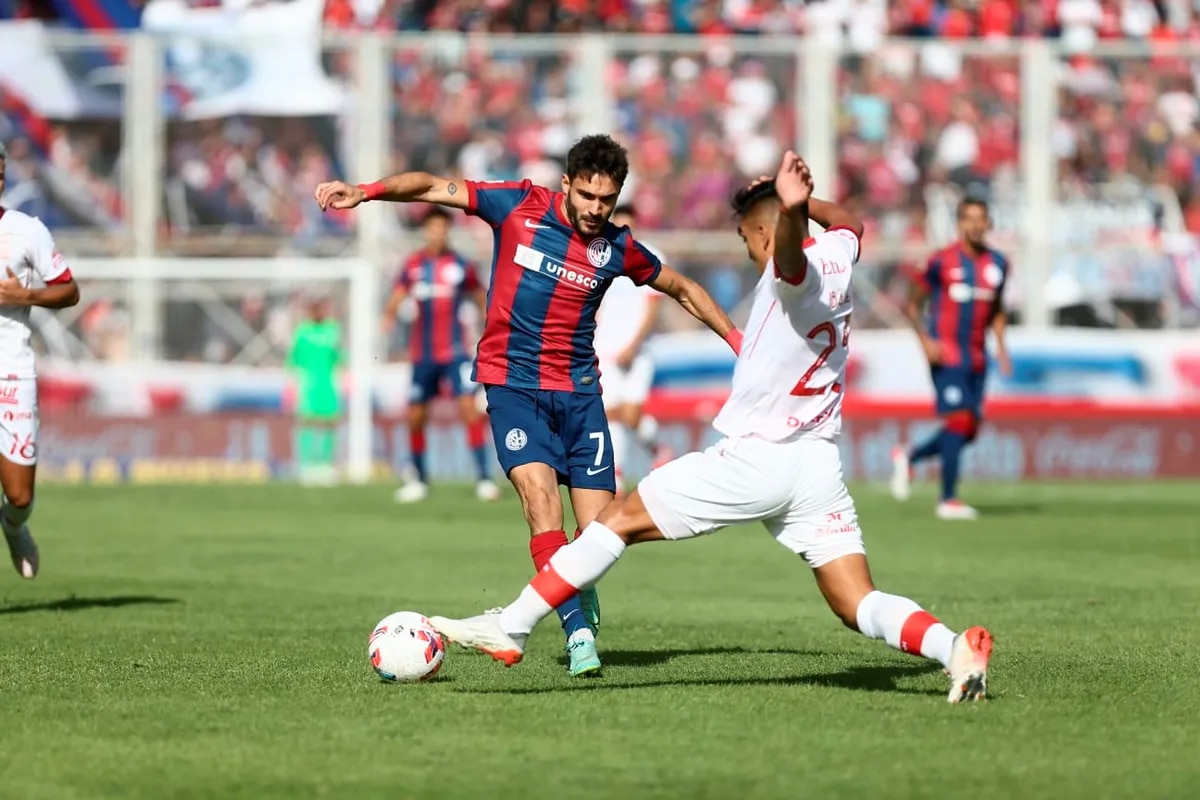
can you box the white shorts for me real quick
[0,378,39,466]
[638,435,865,569]
[599,354,654,410]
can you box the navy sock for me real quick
[939,431,969,501]
[471,446,489,482]
[410,429,428,483]
[909,430,942,464]
[557,596,591,638]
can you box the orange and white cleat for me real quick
[936,499,979,520]
[947,626,993,703]
[429,612,526,667]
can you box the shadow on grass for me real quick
[0,595,182,615]
[466,649,949,698]
[554,645,824,669]
[967,504,1043,516]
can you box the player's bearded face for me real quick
[561,173,620,237]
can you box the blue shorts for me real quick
[484,385,615,492]
[410,358,475,405]
[931,366,987,417]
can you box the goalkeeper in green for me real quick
[288,296,343,485]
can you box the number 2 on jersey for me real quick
[790,319,850,396]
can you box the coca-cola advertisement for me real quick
[34,399,1200,483]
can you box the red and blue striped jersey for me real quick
[919,243,1010,372]
[395,249,481,364]
[464,179,663,394]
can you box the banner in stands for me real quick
[35,406,1200,484]
[0,0,344,120]
[142,0,345,119]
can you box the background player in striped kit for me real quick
[383,207,500,504]
[892,199,1012,520]
[316,134,739,677]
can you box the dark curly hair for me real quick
[730,179,779,217]
[566,134,629,186]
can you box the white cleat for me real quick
[475,479,501,502]
[4,524,38,579]
[429,612,526,667]
[936,500,979,520]
[947,626,994,702]
[394,481,429,504]
[890,446,911,501]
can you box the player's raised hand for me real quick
[314,180,366,212]
[774,151,813,212]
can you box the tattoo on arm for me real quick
[447,183,457,196]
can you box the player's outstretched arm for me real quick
[649,265,741,353]
[0,269,79,309]
[315,172,469,212]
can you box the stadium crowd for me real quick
[1,0,1198,362]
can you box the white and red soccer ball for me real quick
[368,611,445,683]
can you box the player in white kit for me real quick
[430,152,994,702]
[595,205,665,490]
[0,142,82,579]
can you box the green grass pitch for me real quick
[1,480,1198,799]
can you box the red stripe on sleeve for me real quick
[47,268,74,285]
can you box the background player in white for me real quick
[0,141,82,579]
[430,152,996,703]
[595,205,667,491]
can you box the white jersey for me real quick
[0,209,72,378]
[713,228,859,442]
[594,240,663,359]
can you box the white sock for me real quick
[855,590,956,667]
[609,422,630,480]
[499,522,627,636]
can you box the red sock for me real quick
[409,429,426,456]
[529,529,568,572]
[466,419,487,450]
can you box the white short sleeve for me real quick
[823,227,861,265]
[28,218,70,284]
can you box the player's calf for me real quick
[0,462,38,580]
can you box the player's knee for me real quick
[3,486,33,509]
[408,404,429,429]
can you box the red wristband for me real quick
[724,329,744,355]
[358,181,385,201]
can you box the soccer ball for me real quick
[368,611,445,683]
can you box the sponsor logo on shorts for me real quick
[0,385,19,405]
[2,410,33,422]
[505,428,528,451]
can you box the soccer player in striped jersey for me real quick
[316,134,740,677]
[383,207,499,504]
[892,199,1012,520]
